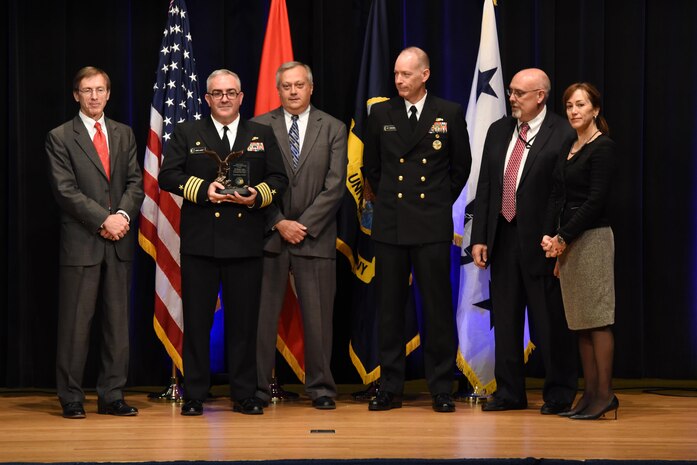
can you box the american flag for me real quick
[138,0,201,373]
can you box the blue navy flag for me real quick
[337,0,420,384]
[139,0,202,373]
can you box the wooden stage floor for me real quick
[1,379,696,463]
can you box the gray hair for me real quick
[275,61,314,88]
[206,69,242,92]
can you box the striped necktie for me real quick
[289,114,300,169]
[501,122,529,222]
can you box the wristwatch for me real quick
[556,234,566,245]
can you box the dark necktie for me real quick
[222,125,230,152]
[93,122,110,180]
[501,122,529,222]
[289,114,300,169]
[409,105,418,132]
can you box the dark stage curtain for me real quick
[2,0,696,388]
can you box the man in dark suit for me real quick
[363,47,472,412]
[46,66,144,419]
[252,62,347,410]
[159,69,288,416]
[471,68,578,413]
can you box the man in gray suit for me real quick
[253,61,347,409]
[46,66,144,418]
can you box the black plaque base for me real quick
[217,186,251,196]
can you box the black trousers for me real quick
[374,240,456,396]
[181,253,262,401]
[489,216,577,404]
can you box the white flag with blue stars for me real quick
[455,0,533,395]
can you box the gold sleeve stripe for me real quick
[256,182,272,207]
[183,176,204,203]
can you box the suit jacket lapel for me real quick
[105,117,121,173]
[519,112,554,186]
[389,99,412,146]
[411,97,438,146]
[72,116,109,180]
[496,118,517,187]
[199,117,228,156]
[232,119,251,152]
[269,107,294,170]
[295,106,321,173]
[392,94,438,151]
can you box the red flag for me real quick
[254,0,294,115]
[139,0,202,373]
[254,0,306,382]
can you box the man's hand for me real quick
[230,186,257,206]
[101,214,130,241]
[472,244,488,269]
[275,219,308,244]
[207,182,258,206]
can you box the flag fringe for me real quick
[153,315,184,374]
[138,231,157,261]
[348,341,380,384]
[455,349,496,395]
[455,341,537,396]
[523,340,536,363]
[335,237,356,270]
[276,335,306,384]
[347,333,422,385]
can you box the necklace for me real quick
[569,129,601,156]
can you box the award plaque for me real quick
[194,148,251,196]
[228,161,251,195]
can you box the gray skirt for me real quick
[558,227,615,330]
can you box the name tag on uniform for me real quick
[383,125,397,132]
[189,146,208,154]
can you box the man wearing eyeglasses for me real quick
[46,66,144,419]
[471,68,578,413]
[251,61,347,410]
[159,69,288,416]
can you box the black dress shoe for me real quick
[97,399,138,416]
[432,393,456,413]
[368,391,402,411]
[233,397,264,415]
[540,401,572,415]
[481,397,527,412]
[312,396,336,410]
[181,399,203,416]
[62,402,86,419]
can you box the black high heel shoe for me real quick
[570,395,619,420]
[558,403,588,417]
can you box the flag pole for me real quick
[139,0,201,403]
[147,362,184,402]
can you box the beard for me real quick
[511,107,521,119]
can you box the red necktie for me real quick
[93,122,110,180]
[501,122,529,222]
